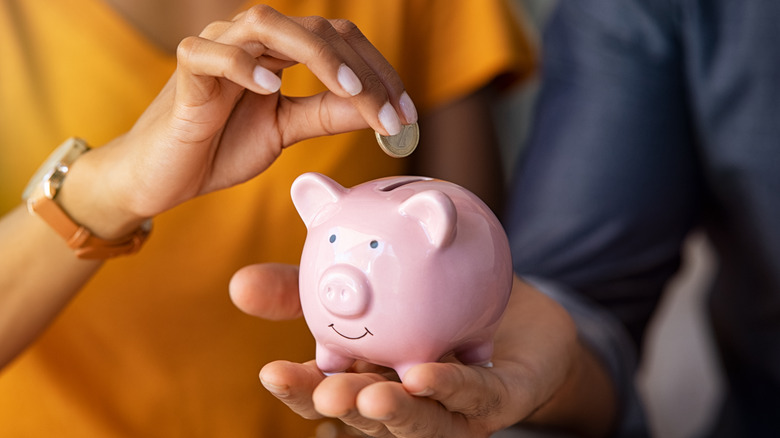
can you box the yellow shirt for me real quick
[0,0,532,436]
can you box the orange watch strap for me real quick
[28,195,151,259]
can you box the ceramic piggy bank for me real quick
[291,172,513,380]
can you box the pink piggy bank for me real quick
[291,172,513,380]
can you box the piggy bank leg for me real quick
[393,362,421,382]
[315,343,355,375]
[455,340,494,368]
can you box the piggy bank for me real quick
[291,172,513,380]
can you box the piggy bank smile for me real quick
[328,323,373,340]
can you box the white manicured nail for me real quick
[399,91,418,124]
[378,102,402,136]
[253,66,281,93]
[337,64,362,96]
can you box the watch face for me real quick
[22,138,89,201]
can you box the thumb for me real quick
[229,263,302,320]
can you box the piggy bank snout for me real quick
[318,264,372,317]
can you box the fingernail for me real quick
[379,102,402,136]
[338,64,362,96]
[410,387,434,397]
[260,377,289,397]
[399,91,418,124]
[364,412,394,422]
[253,65,281,93]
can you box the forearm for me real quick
[524,340,617,437]
[0,142,142,368]
[498,279,618,437]
[412,85,506,214]
[0,205,101,368]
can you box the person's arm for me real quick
[400,0,534,215]
[412,84,506,214]
[504,0,702,435]
[0,205,102,367]
[243,0,701,435]
[0,5,417,369]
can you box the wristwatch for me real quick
[22,137,152,259]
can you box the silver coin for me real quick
[375,122,419,158]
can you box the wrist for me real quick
[23,137,152,259]
[525,341,617,437]
[55,140,151,240]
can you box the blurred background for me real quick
[499,1,724,436]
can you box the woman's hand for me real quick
[231,266,617,438]
[62,5,416,238]
[1,4,417,372]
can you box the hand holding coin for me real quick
[375,122,419,158]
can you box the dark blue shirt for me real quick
[505,1,780,436]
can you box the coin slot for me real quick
[378,178,429,192]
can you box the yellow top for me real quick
[0,0,532,436]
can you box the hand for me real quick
[231,266,616,437]
[62,5,416,237]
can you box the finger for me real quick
[216,6,351,96]
[349,360,399,381]
[259,360,325,420]
[202,20,296,73]
[329,18,418,125]
[313,373,393,438]
[176,35,281,101]
[404,362,498,415]
[401,362,516,428]
[356,380,472,438]
[294,15,405,135]
[220,6,408,136]
[312,372,387,418]
[198,19,232,40]
[276,92,367,145]
[229,263,302,320]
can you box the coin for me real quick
[375,122,419,158]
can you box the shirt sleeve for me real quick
[504,0,702,435]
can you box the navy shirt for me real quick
[505,0,780,436]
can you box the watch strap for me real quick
[28,194,151,259]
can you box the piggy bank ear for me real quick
[399,190,457,248]
[291,173,347,228]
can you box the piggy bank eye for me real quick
[370,240,379,249]
[329,234,337,243]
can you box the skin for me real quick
[231,264,618,437]
[105,0,506,210]
[1,1,504,369]
[0,4,415,368]
[1,1,588,436]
